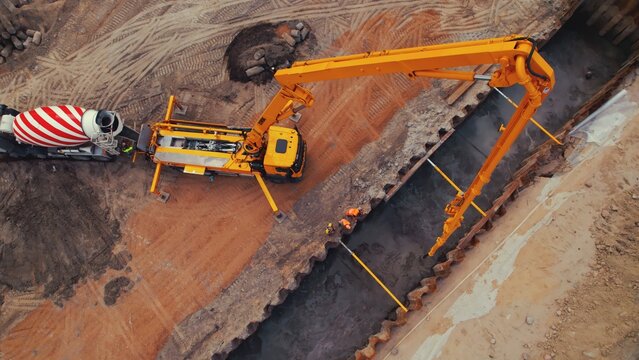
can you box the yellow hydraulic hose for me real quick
[491,87,562,145]
[427,159,487,217]
[339,240,408,312]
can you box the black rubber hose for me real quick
[509,36,550,82]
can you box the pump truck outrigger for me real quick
[142,35,554,253]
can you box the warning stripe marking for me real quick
[12,106,90,147]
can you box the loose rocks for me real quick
[104,276,134,306]
[0,16,42,64]
[226,21,313,84]
[0,2,42,64]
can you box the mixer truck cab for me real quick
[0,103,138,160]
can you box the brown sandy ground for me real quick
[0,1,577,359]
[377,70,639,360]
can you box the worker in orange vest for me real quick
[345,207,363,219]
[338,218,352,234]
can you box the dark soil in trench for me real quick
[228,11,631,360]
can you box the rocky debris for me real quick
[0,7,42,64]
[582,349,600,358]
[253,48,265,60]
[245,65,264,77]
[32,29,42,45]
[300,27,310,41]
[0,45,12,58]
[526,316,535,325]
[103,276,134,306]
[281,32,296,47]
[228,21,313,84]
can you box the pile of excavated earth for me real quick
[0,0,44,64]
[226,21,312,84]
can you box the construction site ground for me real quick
[228,11,634,358]
[377,71,639,360]
[0,0,613,359]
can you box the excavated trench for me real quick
[229,10,632,360]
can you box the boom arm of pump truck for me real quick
[247,35,554,256]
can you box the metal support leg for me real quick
[254,173,286,222]
[150,162,169,203]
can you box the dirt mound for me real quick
[225,21,314,84]
[0,161,123,305]
[103,276,133,306]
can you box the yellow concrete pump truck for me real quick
[140,35,554,254]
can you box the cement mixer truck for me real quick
[0,103,138,160]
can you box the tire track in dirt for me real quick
[6,0,437,110]
[8,0,508,113]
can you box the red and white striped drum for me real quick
[12,105,90,147]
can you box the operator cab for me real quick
[263,126,306,182]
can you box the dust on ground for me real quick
[538,189,639,360]
[377,72,639,360]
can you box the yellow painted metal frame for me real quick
[148,96,283,214]
[254,172,279,213]
[149,96,177,195]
